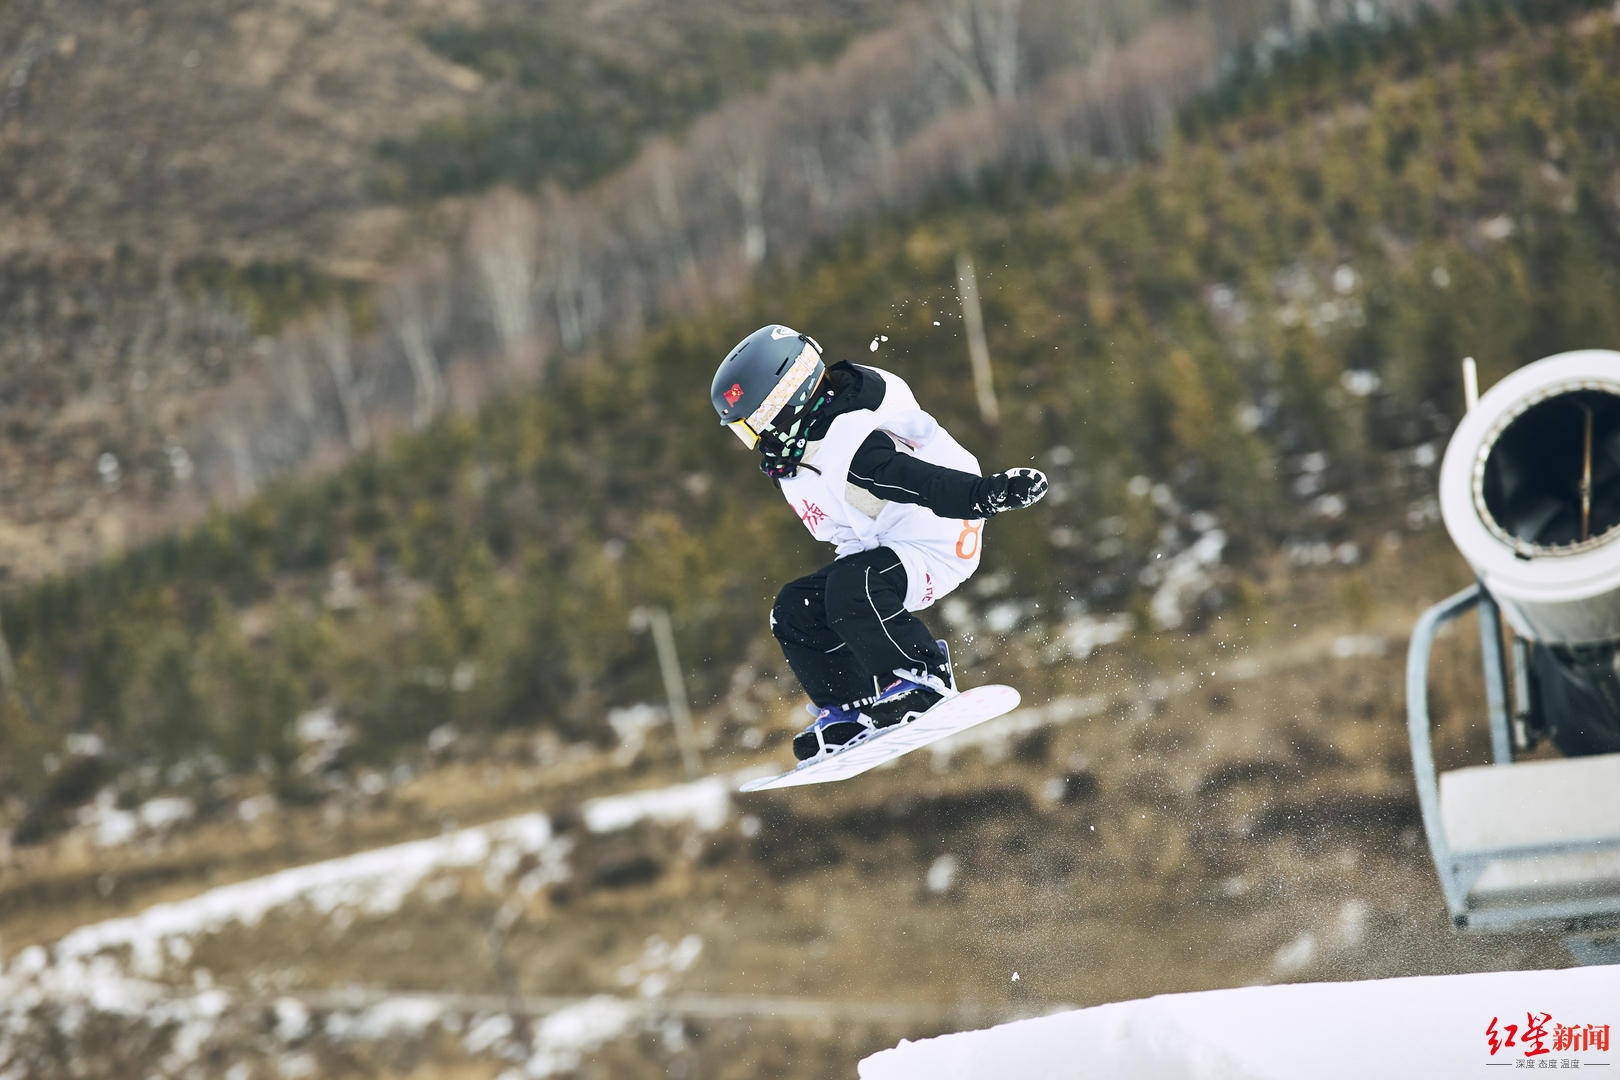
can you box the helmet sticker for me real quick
[745,344,820,432]
[770,326,798,340]
[724,382,744,406]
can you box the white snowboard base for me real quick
[739,685,1021,792]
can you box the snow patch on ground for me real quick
[859,965,1620,1079]
[40,813,560,980]
[463,1012,516,1055]
[8,772,749,1023]
[581,776,731,834]
[0,766,765,1077]
[1149,530,1226,629]
[504,997,636,1080]
[615,934,705,999]
[1057,611,1133,659]
[605,703,668,765]
[324,995,446,1041]
[77,791,198,848]
[0,809,570,1053]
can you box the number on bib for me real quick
[955,519,983,559]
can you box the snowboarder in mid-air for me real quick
[711,324,1048,765]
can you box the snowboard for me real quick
[738,684,1021,792]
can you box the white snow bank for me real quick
[860,965,1620,1079]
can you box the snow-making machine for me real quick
[1407,350,1620,963]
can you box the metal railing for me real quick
[1406,583,1620,960]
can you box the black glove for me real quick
[970,467,1049,517]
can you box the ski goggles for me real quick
[726,341,823,449]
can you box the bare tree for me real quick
[1031,74,1084,171]
[1288,0,1323,36]
[467,190,542,378]
[1091,48,1132,158]
[218,407,258,500]
[1200,0,1287,58]
[795,139,834,222]
[539,188,592,354]
[714,113,770,268]
[155,5,1235,520]
[929,0,1027,106]
[277,337,319,425]
[646,140,697,284]
[382,256,450,428]
[313,308,368,452]
[867,103,900,204]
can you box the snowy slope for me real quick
[0,772,760,1078]
[860,965,1620,1079]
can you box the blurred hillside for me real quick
[1,0,889,260]
[0,0,1394,579]
[0,0,902,578]
[3,0,1617,830]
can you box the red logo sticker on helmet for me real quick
[724,383,744,406]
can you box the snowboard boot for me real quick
[792,702,880,762]
[935,639,957,692]
[864,660,958,729]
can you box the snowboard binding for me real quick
[791,642,958,762]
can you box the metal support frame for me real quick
[1407,584,1485,921]
[1407,583,1620,958]
[1475,590,1515,765]
[1511,636,1536,750]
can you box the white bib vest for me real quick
[778,366,984,610]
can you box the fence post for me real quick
[630,606,702,779]
[956,253,1000,426]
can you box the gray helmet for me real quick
[711,324,824,449]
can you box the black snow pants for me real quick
[770,547,950,708]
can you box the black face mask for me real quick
[758,389,830,479]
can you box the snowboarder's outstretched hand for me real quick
[972,467,1049,517]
